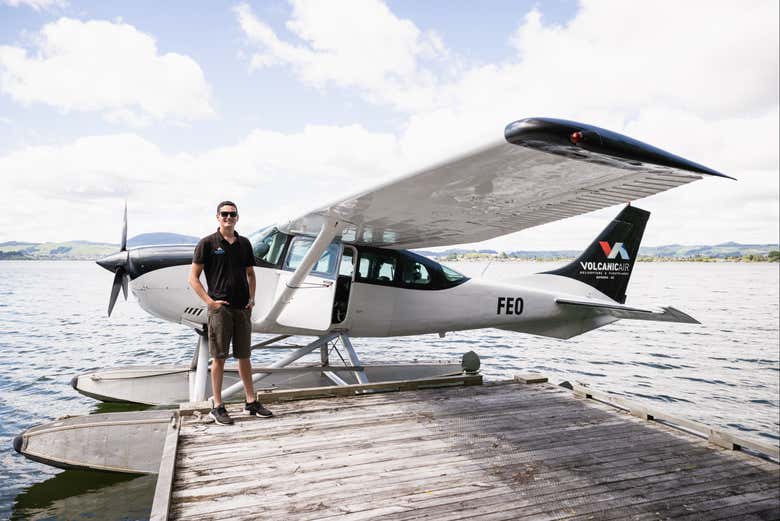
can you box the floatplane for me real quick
[14,117,730,473]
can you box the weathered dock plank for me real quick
[165,380,779,521]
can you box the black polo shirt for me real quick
[193,229,255,309]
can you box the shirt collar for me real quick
[214,228,240,243]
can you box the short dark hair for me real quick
[216,201,238,214]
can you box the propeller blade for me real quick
[121,272,128,301]
[108,269,123,317]
[120,201,128,251]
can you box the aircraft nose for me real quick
[96,251,128,273]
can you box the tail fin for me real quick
[544,205,649,303]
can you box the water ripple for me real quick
[0,260,777,520]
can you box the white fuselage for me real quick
[130,263,615,340]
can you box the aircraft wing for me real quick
[555,297,700,324]
[278,117,731,249]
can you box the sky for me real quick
[0,0,778,251]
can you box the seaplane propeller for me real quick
[96,203,129,317]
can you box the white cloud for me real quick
[234,0,448,111]
[0,18,215,125]
[396,0,778,150]
[237,0,778,122]
[2,0,66,11]
[624,107,779,176]
[505,3,778,118]
[0,125,401,242]
[4,106,776,249]
[231,0,778,250]
[2,1,777,249]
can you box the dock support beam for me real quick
[150,414,180,521]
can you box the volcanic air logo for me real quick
[599,241,630,260]
[579,242,631,274]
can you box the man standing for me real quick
[189,201,273,425]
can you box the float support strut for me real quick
[217,333,340,401]
[340,334,369,384]
[189,330,210,403]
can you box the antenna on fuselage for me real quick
[481,258,493,278]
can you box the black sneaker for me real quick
[209,405,234,425]
[244,401,273,418]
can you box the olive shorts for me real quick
[207,306,252,359]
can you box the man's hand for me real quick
[209,300,230,310]
[246,266,256,310]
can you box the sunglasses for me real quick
[219,211,238,218]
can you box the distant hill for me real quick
[126,233,199,247]
[0,232,198,260]
[637,243,778,259]
[0,240,113,259]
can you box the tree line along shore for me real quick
[436,251,780,263]
[1,238,778,263]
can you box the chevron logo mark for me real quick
[599,241,630,260]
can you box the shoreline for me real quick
[2,256,778,263]
[439,256,780,263]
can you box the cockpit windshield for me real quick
[248,226,290,267]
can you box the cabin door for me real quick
[275,236,341,331]
[332,245,356,324]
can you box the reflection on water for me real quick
[90,402,162,415]
[12,470,155,521]
[1,260,778,520]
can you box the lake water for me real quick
[1,260,778,520]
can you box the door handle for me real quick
[286,280,333,289]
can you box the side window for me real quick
[284,237,340,277]
[356,250,398,283]
[397,251,468,290]
[351,247,469,290]
[402,261,431,286]
[253,229,289,267]
[442,264,467,283]
[377,259,395,281]
[358,257,370,278]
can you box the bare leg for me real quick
[237,357,255,403]
[211,358,226,406]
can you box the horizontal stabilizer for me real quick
[555,298,700,324]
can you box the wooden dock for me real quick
[153,376,779,520]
